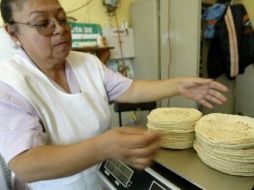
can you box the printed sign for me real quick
[69,22,102,48]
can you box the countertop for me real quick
[155,148,254,190]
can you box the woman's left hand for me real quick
[178,77,228,108]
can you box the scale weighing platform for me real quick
[97,148,254,190]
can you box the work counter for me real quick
[155,148,254,190]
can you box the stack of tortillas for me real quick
[147,108,202,149]
[194,113,254,176]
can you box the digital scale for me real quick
[97,159,200,190]
[97,148,254,190]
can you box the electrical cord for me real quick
[114,11,138,123]
[66,0,94,14]
[167,1,173,107]
[114,12,125,65]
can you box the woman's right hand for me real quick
[100,127,161,170]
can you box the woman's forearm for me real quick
[9,127,160,183]
[9,135,107,183]
[116,78,182,103]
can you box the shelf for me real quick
[71,46,114,53]
[71,46,114,64]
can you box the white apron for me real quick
[0,51,111,190]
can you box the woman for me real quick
[0,0,228,189]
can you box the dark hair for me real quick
[0,0,24,24]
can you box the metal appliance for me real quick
[97,159,199,190]
[97,148,254,190]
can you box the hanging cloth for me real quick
[203,3,227,39]
[207,4,254,79]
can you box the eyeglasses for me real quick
[10,17,74,36]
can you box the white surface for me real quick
[130,0,201,108]
[235,65,254,117]
[167,0,201,108]
[102,28,135,59]
[130,0,160,81]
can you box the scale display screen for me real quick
[149,181,166,190]
[104,159,134,187]
[98,160,181,190]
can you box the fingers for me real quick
[194,78,228,92]
[125,157,155,170]
[193,78,228,93]
[209,80,228,92]
[127,138,160,157]
[120,128,161,148]
[198,80,228,108]
[199,99,213,108]
[109,127,160,169]
[199,88,227,108]
[206,94,223,105]
[118,126,149,135]
[199,93,224,109]
[123,142,160,170]
[207,89,227,104]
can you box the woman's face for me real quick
[11,0,72,65]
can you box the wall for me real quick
[0,0,133,27]
[59,0,133,27]
[235,0,254,117]
[0,0,253,26]
[241,0,254,23]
